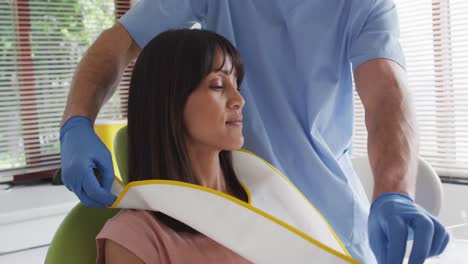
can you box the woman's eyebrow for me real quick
[212,67,237,79]
[216,68,236,76]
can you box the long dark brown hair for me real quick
[127,29,247,233]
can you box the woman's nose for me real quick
[230,88,245,110]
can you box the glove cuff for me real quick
[370,192,414,211]
[60,115,93,142]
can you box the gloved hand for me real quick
[60,116,117,208]
[368,192,449,264]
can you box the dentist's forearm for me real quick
[366,88,419,200]
[61,23,140,125]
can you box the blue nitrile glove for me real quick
[60,116,117,208]
[368,192,449,264]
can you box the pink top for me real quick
[96,209,252,264]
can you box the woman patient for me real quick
[96,29,252,264]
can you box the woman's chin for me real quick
[224,137,244,150]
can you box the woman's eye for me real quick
[210,86,224,90]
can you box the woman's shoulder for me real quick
[97,209,252,264]
[109,209,159,226]
[96,209,165,264]
[101,209,169,238]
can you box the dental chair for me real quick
[45,126,443,263]
[44,127,128,264]
[351,155,443,216]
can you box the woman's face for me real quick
[184,49,244,152]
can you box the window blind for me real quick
[353,0,468,178]
[0,0,129,182]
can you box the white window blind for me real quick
[353,0,468,179]
[0,0,130,181]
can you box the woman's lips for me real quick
[226,121,243,127]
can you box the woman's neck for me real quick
[186,146,227,193]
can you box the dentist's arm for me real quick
[354,59,449,264]
[60,23,140,207]
[354,58,418,200]
[62,23,140,124]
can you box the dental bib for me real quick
[109,149,359,264]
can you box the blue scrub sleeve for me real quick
[350,0,406,71]
[118,0,207,48]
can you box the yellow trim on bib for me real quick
[110,149,355,262]
[239,181,252,204]
[110,179,358,263]
[237,148,352,258]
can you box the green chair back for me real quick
[44,205,120,263]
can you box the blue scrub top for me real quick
[120,0,405,262]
